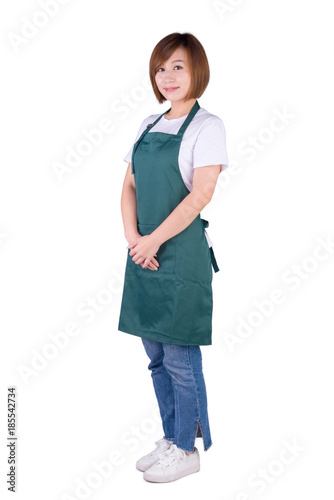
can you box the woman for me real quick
[118,32,229,482]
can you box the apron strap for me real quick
[131,126,149,174]
[201,218,220,273]
[177,100,200,138]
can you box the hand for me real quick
[126,232,160,271]
[128,234,161,270]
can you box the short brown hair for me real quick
[149,32,210,104]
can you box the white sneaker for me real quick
[143,444,200,482]
[136,437,174,472]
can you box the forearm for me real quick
[151,190,210,246]
[120,184,139,242]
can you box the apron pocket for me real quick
[139,275,175,335]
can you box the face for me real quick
[154,47,192,102]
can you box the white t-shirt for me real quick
[124,107,229,247]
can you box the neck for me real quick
[165,98,197,119]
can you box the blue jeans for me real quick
[141,338,213,453]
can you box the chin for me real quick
[167,94,184,101]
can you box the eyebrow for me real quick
[158,59,185,66]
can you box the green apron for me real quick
[118,99,219,346]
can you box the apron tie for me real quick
[200,218,220,273]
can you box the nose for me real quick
[163,70,175,83]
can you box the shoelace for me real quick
[149,438,172,458]
[155,444,187,468]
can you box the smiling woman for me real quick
[117,32,229,483]
[150,33,210,108]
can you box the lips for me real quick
[164,87,179,92]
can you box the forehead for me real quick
[164,46,188,63]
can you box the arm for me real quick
[120,162,139,243]
[128,164,221,267]
[120,116,152,240]
[151,164,221,245]
[121,162,160,270]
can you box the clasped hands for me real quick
[127,233,161,271]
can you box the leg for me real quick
[162,343,213,453]
[141,337,175,441]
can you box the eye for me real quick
[156,65,183,73]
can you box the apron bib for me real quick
[118,100,219,345]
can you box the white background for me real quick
[1,0,333,498]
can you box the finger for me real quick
[129,247,140,256]
[142,257,158,270]
[133,255,145,266]
[145,261,158,271]
[151,257,160,267]
[143,257,155,269]
[141,258,150,269]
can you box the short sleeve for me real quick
[193,118,229,173]
[123,116,152,164]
